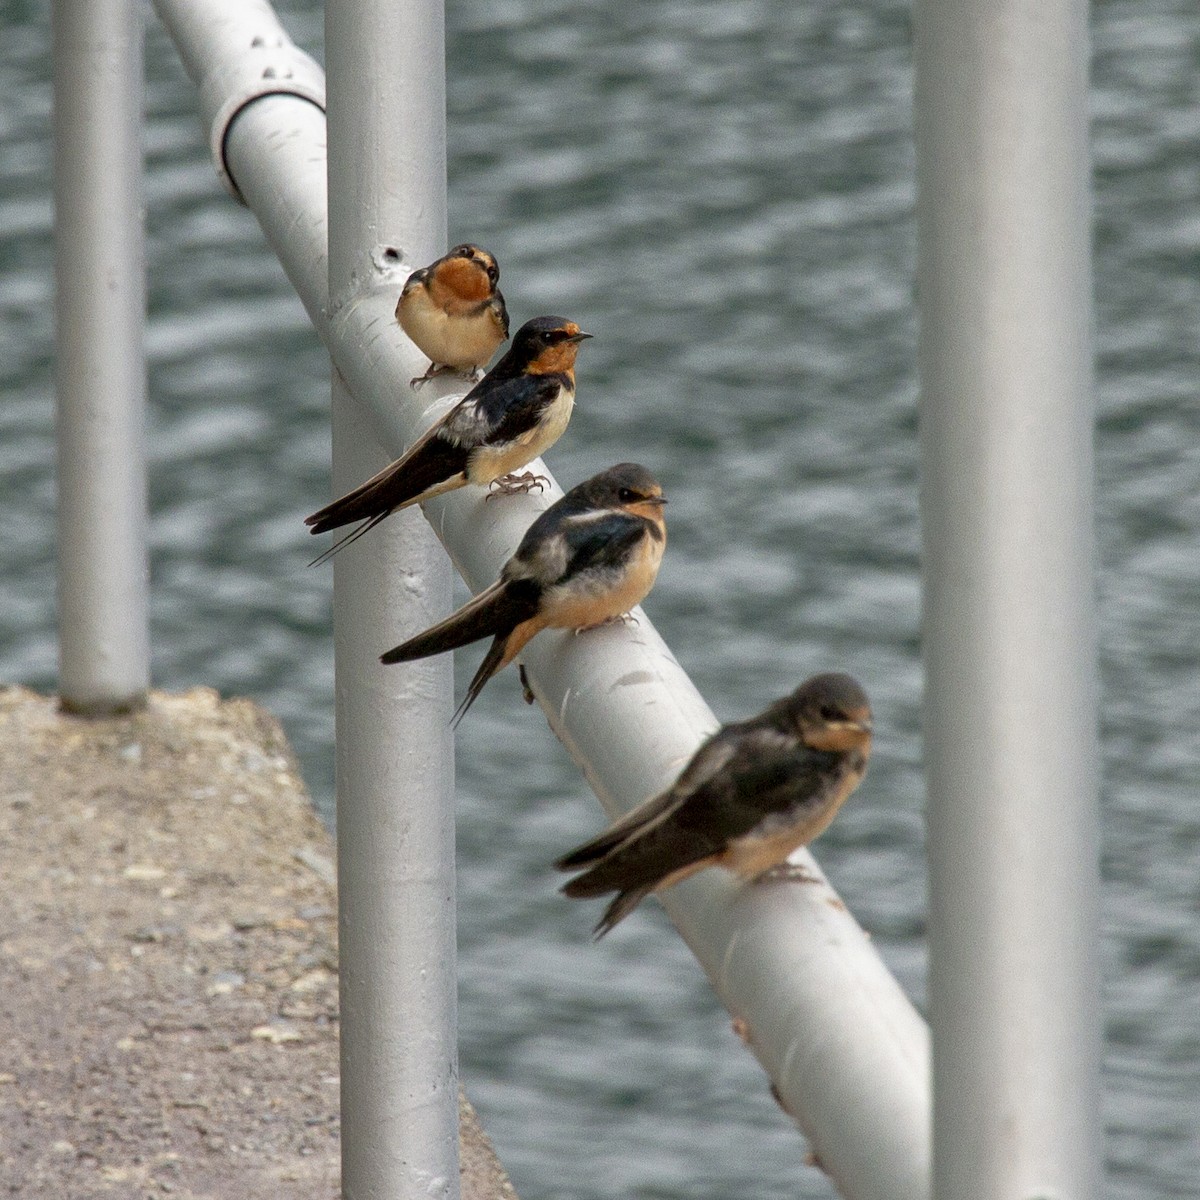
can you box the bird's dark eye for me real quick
[486,263,499,284]
[458,245,474,259]
[618,487,637,503]
[819,705,841,722]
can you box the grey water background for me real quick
[2,0,1197,1195]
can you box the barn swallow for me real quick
[304,316,592,564]
[379,462,667,725]
[396,243,510,386]
[556,673,872,937]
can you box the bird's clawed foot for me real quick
[408,366,441,389]
[758,862,822,886]
[575,611,639,635]
[409,361,476,389]
[485,471,549,500]
[518,664,536,705]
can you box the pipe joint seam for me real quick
[198,33,325,202]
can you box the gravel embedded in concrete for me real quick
[0,685,515,1200]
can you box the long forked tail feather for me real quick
[557,810,715,936]
[305,433,467,536]
[381,579,543,726]
[554,823,631,872]
[451,634,509,727]
[307,510,391,567]
[380,578,515,664]
[592,886,655,938]
[553,788,678,873]
[305,467,405,536]
[451,613,544,726]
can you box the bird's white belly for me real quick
[399,296,499,369]
[720,765,864,878]
[543,530,664,630]
[469,387,575,484]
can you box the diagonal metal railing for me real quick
[150,1,930,1197]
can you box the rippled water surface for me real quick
[1,1,1197,1196]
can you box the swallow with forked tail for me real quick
[304,315,592,564]
[379,463,667,725]
[397,243,509,386]
[556,673,872,937]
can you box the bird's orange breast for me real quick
[431,255,492,304]
[541,528,665,631]
[719,762,866,879]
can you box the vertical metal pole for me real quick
[915,3,1102,1198]
[325,0,458,1197]
[52,0,150,714]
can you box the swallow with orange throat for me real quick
[304,315,592,564]
[556,673,872,937]
[397,243,509,386]
[379,463,667,725]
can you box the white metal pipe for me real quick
[52,0,150,713]
[330,377,459,1200]
[325,0,459,1194]
[914,2,1102,1197]
[152,2,933,1194]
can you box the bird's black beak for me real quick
[568,331,593,343]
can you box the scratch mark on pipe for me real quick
[781,1031,804,1086]
[610,670,655,690]
[720,928,740,994]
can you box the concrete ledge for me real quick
[0,685,516,1199]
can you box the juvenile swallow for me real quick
[396,243,509,386]
[380,462,667,724]
[305,315,592,564]
[556,673,872,937]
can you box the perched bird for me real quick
[304,315,592,564]
[380,462,668,725]
[556,673,872,937]
[396,243,509,386]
